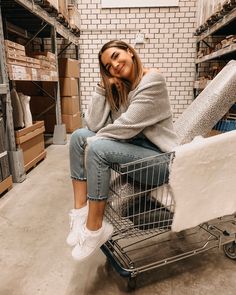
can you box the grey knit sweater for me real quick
[85,70,179,152]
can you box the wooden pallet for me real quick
[0,175,13,195]
[25,150,47,173]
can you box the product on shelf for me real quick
[68,4,80,30]
[5,40,58,81]
[18,93,33,128]
[15,121,47,172]
[10,88,25,129]
[34,0,59,12]
[58,0,69,22]
[58,58,80,78]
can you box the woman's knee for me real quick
[70,128,94,148]
[86,139,110,167]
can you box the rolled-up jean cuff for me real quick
[87,194,108,201]
[71,176,87,181]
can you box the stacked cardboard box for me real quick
[34,0,59,11]
[68,4,80,30]
[0,117,13,194]
[29,51,58,81]
[58,58,81,133]
[15,121,47,172]
[5,40,58,81]
[58,0,69,22]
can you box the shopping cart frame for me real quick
[102,152,236,290]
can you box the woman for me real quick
[67,40,179,261]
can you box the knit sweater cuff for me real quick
[96,84,106,96]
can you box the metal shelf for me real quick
[1,0,79,45]
[0,0,78,182]
[196,8,236,42]
[0,84,8,94]
[196,43,236,64]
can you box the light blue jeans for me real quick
[69,128,169,201]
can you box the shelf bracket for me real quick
[58,42,72,57]
[25,22,48,47]
[202,40,214,50]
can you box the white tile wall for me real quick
[75,0,197,120]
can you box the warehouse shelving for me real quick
[0,0,80,182]
[195,42,236,64]
[194,1,236,133]
[194,4,236,93]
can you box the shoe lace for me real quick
[69,211,79,230]
[78,227,88,246]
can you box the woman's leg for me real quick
[72,180,87,209]
[87,200,106,230]
[72,138,166,261]
[67,128,95,246]
[69,128,95,206]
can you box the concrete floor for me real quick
[0,137,236,295]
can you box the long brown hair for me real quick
[98,40,143,111]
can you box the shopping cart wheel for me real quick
[223,241,236,260]
[127,277,137,291]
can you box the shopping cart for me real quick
[101,61,236,290]
[101,150,236,290]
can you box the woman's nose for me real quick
[111,61,119,69]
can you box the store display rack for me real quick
[194,5,236,89]
[194,1,236,133]
[0,0,80,183]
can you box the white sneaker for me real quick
[66,207,88,246]
[71,221,114,261]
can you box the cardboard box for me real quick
[61,96,80,115]
[29,51,56,63]
[58,58,80,78]
[62,111,82,133]
[6,46,26,57]
[48,0,59,11]
[30,68,41,81]
[8,72,32,81]
[58,0,69,20]
[5,40,25,52]
[0,175,13,195]
[59,78,79,96]
[15,121,46,171]
[68,4,81,29]
[7,64,30,74]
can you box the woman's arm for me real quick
[84,84,111,132]
[94,72,172,140]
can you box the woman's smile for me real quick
[101,47,135,83]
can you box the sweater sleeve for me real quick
[84,85,111,132]
[94,72,172,140]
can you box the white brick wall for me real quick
[78,0,197,120]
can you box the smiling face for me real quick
[100,47,135,83]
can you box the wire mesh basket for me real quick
[105,152,175,239]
